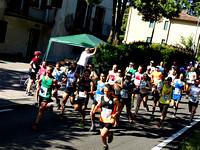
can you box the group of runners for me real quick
[27,49,200,150]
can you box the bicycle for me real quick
[20,74,38,92]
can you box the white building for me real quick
[0,0,112,62]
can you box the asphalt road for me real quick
[0,96,199,150]
[0,61,200,150]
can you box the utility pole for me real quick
[192,16,200,56]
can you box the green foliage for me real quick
[180,129,200,150]
[134,0,183,22]
[93,42,194,72]
[176,35,194,51]
[85,0,102,5]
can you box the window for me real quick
[161,39,166,44]
[149,21,154,28]
[0,20,7,43]
[147,37,151,43]
[164,21,169,30]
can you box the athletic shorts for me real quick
[159,103,169,109]
[75,97,89,107]
[152,90,160,99]
[39,96,52,104]
[65,87,76,97]
[99,121,113,130]
[189,101,199,108]
[92,100,98,105]
[120,98,131,107]
[29,72,37,80]
[139,92,148,99]
[172,94,182,101]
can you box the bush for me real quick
[93,42,195,73]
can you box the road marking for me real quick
[0,109,13,113]
[151,116,200,150]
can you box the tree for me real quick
[85,0,102,5]
[183,0,200,16]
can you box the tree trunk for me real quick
[150,22,156,43]
[107,0,117,43]
[113,0,127,45]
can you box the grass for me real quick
[179,128,200,150]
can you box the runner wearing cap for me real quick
[26,51,41,96]
[148,60,155,74]
[185,67,197,99]
[157,77,173,127]
[116,72,136,124]
[125,62,136,80]
[167,66,177,84]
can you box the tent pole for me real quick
[44,40,53,60]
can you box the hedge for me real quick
[93,42,195,73]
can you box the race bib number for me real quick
[39,86,48,97]
[174,88,181,95]
[109,80,115,85]
[79,91,87,98]
[161,94,169,102]
[191,95,198,103]
[135,79,140,86]
[102,108,112,119]
[153,78,158,84]
[121,89,128,98]
[67,78,74,87]
[140,82,146,88]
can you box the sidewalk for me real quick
[0,60,35,108]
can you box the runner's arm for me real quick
[87,81,94,95]
[92,47,97,56]
[92,99,102,114]
[112,98,123,118]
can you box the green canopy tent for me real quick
[44,34,106,60]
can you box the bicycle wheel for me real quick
[20,74,30,90]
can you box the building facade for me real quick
[124,7,200,51]
[0,0,112,62]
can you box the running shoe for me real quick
[150,114,155,120]
[172,114,176,118]
[56,114,64,120]
[132,114,136,119]
[78,121,85,126]
[27,92,33,96]
[31,123,38,130]
[108,131,114,143]
[157,122,161,127]
[57,104,61,110]
[48,105,54,113]
[89,125,96,132]
[102,145,108,150]
[32,102,38,106]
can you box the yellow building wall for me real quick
[125,7,200,48]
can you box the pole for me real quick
[193,17,200,56]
